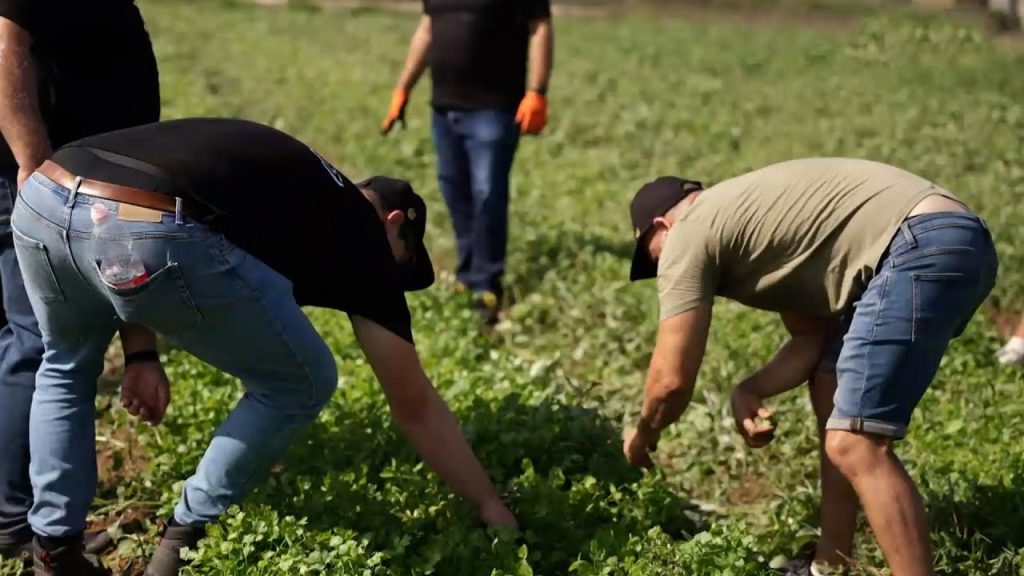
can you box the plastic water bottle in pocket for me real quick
[91,203,150,289]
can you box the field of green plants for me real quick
[3,1,1024,574]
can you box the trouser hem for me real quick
[0,524,32,547]
[825,417,907,439]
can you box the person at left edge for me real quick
[0,0,160,568]
[12,118,517,576]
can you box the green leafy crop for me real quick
[2,3,1019,576]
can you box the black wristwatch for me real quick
[530,86,547,96]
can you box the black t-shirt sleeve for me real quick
[322,173,415,344]
[0,0,32,30]
[342,233,414,344]
[346,235,415,343]
[346,292,414,345]
[525,0,551,20]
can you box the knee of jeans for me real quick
[306,351,338,411]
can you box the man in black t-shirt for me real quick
[0,0,160,566]
[11,118,516,575]
[381,0,554,325]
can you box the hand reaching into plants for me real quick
[121,360,171,426]
[623,425,659,469]
[730,384,775,448]
[479,499,519,528]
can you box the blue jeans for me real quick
[431,108,520,295]
[825,212,998,439]
[12,174,337,536]
[0,169,43,547]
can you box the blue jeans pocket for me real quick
[12,229,64,303]
[94,260,203,330]
[913,272,968,341]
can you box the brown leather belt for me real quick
[37,160,184,217]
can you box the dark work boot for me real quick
[1,530,108,572]
[83,530,114,556]
[32,534,109,575]
[473,291,502,327]
[144,520,205,576]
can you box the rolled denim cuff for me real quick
[825,416,908,439]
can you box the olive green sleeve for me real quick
[657,223,718,321]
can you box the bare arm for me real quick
[637,305,712,436]
[526,18,553,94]
[729,311,839,447]
[737,311,840,400]
[0,17,50,189]
[394,16,431,94]
[624,305,712,468]
[351,316,514,524]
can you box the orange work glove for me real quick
[515,90,547,135]
[381,89,409,135]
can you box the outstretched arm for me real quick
[351,315,516,526]
[624,305,712,468]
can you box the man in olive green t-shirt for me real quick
[621,158,997,576]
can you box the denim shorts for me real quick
[821,212,997,439]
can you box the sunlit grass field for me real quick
[3,1,1023,574]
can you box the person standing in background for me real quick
[382,0,554,325]
[0,0,160,569]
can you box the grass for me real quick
[3,1,1024,574]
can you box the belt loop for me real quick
[174,197,184,225]
[65,177,82,207]
[899,220,917,248]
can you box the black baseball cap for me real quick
[358,176,435,292]
[629,176,703,281]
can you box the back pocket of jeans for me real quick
[94,261,203,330]
[12,229,64,303]
[913,273,968,342]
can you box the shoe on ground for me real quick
[144,520,205,576]
[774,554,844,576]
[473,291,501,327]
[32,534,109,576]
[775,555,814,576]
[83,530,113,556]
[1,528,110,570]
[997,336,1024,365]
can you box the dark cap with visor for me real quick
[358,176,435,292]
[629,176,703,281]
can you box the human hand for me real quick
[515,90,547,135]
[16,159,45,191]
[479,498,518,528]
[730,384,775,448]
[380,89,409,135]
[121,360,171,425]
[622,424,659,469]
